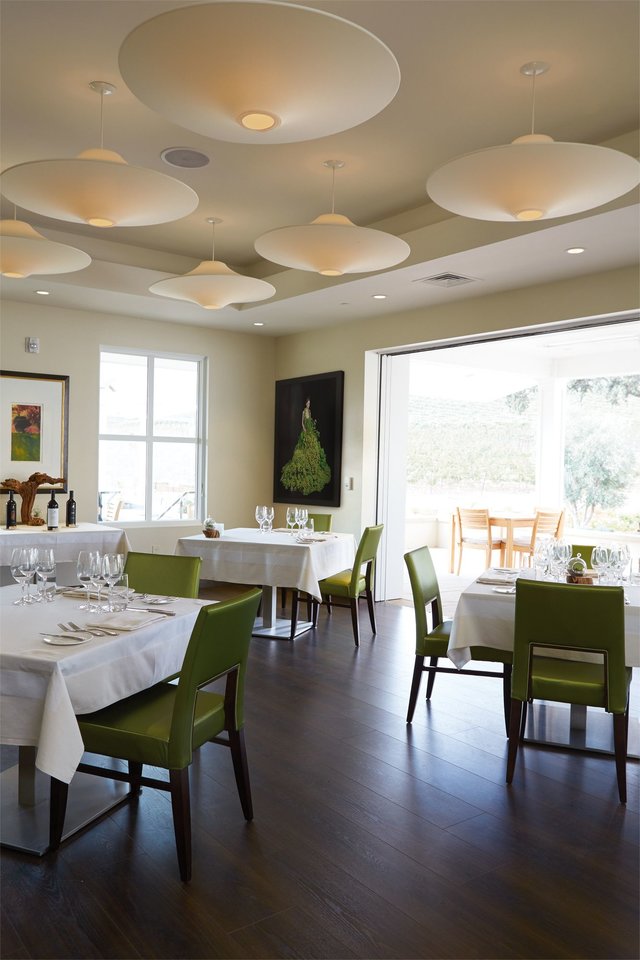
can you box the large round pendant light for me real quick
[426,62,640,222]
[150,218,276,310]
[255,161,410,276]
[0,219,91,278]
[0,82,198,228]
[118,2,400,144]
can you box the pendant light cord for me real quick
[529,69,537,136]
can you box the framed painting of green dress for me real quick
[1,371,69,492]
[274,371,344,507]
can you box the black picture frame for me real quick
[1,370,70,493]
[273,371,344,507]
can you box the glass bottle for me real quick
[47,489,59,530]
[5,491,17,529]
[65,490,77,527]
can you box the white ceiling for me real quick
[1,0,639,335]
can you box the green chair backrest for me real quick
[404,545,443,647]
[169,588,261,768]
[349,524,384,594]
[513,579,627,712]
[124,552,202,599]
[308,513,333,532]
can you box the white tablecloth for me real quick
[448,576,640,668]
[175,527,356,601]
[0,523,130,565]
[0,585,206,782]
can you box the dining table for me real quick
[449,512,536,572]
[0,583,208,854]
[175,526,356,639]
[448,571,640,756]
[0,522,131,585]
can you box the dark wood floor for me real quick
[2,591,638,960]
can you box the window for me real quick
[98,350,206,522]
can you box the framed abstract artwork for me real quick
[273,370,344,507]
[0,370,69,492]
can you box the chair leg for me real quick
[169,768,192,882]
[49,776,69,850]
[506,698,523,783]
[325,595,332,615]
[290,590,299,641]
[613,712,628,803]
[366,588,376,634]
[519,701,528,739]
[406,656,425,723]
[501,664,512,736]
[456,545,463,576]
[229,728,254,821]
[349,598,360,647]
[281,588,287,611]
[425,656,438,699]
[128,760,143,797]
[311,599,319,627]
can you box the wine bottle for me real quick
[47,489,59,530]
[5,491,17,529]
[65,489,77,527]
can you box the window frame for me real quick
[98,346,207,524]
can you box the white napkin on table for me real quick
[476,570,519,586]
[87,610,167,631]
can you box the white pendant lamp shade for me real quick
[150,260,276,310]
[0,219,91,278]
[150,219,275,310]
[0,148,199,228]
[426,61,640,223]
[118,2,400,144]
[255,212,410,276]
[427,134,640,222]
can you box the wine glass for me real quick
[533,538,551,579]
[35,548,56,602]
[255,505,266,532]
[89,553,108,612]
[295,507,308,533]
[286,506,296,535]
[76,550,99,610]
[609,543,630,585]
[102,552,124,610]
[10,548,31,605]
[264,506,274,533]
[550,539,571,580]
[591,544,611,584]
[20,548,38,603]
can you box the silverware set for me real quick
[58,620,119,637]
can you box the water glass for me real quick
[20,548,38,603]
[77,550,99,609]
[109,574,131,612]
[103,552,124,609]
[264,506,274,533]
[286,506,296,535]
[255,505,266,532]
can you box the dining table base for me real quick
[522,702,639,760]
[253,585,315,641]
[1,752,129,855]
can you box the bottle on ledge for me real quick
[65,490,77,528]
[5,491,17,529]
[47,489,59,531]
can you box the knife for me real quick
[128,606,176,617]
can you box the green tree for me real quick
[564,428,632,526]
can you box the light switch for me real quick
[25,337,39,354]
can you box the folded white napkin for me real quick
[476,573,519,585]
[87,610,167,631]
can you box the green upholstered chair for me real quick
[405,546,513,731]
[506,579,630,802]
[282,513,333,618]
[49,588,262,881]
[124,551,201,598]
[315,524,384,647]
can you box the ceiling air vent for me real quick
[417,272,478,288]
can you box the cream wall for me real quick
[274,265,639,538]
[1,301,276,553]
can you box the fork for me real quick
[59,621,119,638]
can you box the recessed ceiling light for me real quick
[34,289,50,295]
[372,294,387,300]
[239,111,279,132]
[253,321,264,327]
[566,247,585,254]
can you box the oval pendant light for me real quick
[0,219,91,278]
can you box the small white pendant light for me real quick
[0,215,91,279]
[255,161,410,276]
[118,2,400,145]
[150,218,276,310]
[426,62,640,222]
[0,82,198,228]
